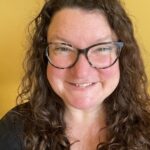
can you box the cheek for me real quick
[47,65,59,87]
[98,63,120,82]
[47,64,64,80]
[47,65,60,79]
[46,65,66,93]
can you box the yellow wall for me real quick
[0,0,150,118]
[0,0,44,118]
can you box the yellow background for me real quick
[0,0,150,118]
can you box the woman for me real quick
[0,0,150,149]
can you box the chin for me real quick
[65,97,104,111]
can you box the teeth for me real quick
[75,83,93,87]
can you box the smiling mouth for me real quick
[68,82,97,88]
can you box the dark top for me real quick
[0,104,26,150]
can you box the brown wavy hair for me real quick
[17,0,150,149]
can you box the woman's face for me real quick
[47,8,120,111]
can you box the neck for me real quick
[64,104,106,125]
[64,105,107,149]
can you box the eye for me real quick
[51,44,76,56]
[92,46,112,54]
[55,46,71,52]
[97,47,112,51]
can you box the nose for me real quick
[70,54,92,78]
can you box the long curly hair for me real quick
[17,0,150,149]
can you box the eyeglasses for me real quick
[46,41,124,69]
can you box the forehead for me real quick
[47,8,117,46]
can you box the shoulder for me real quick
[0,102,30,150]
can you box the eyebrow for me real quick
[94,35,117,43]
[47,35,72,44]
[47,34,117,46]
